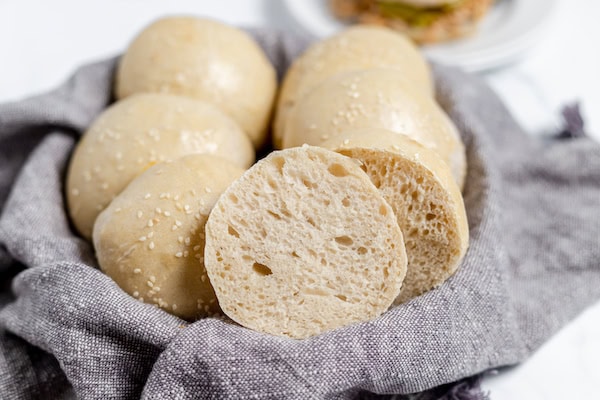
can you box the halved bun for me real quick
[204,146,407,338]
[322,129,468,304]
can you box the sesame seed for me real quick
[147,220,154,227]
[194,254,202,260]
[147,231,154,238]
[71,188,80,196]
[147,281,154,288]
[190,189,197,196]
[193,245,201,251]
[155,207,162,214]
[133,291,139,297]
[201,275,207,283]
[209,299,215,304]
[172,225,178,231]
[139,297,144,303]
[133,268,141,274]
[173,195,180,201]
[149,276,156,282]
[164,211,171,217]
[137,211,143,219]
[115,207,122,213]
[175,252,183,258]
[175,220,182,227]
[148,241,155,250]
[144,193,151,199]
[154,286,161,292]
[139,236,147,242]
[172,304,178,310]
[343,139,350,145]
[184,237,191,246]
[183,251,189,257]
[204,187,212,193]
[178,236,184,243]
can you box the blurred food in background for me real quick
[330,0,494,44]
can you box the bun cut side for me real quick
[204,146,407,339]
[322,129,468,304]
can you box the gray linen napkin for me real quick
[1,29,599,400]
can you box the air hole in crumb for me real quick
[291,251,300,258]
[411,191,419,200]
[273,157,285,174]
[229,194,239,204]
[267,210,282,220]
[357,247,368,255]
[328,163,349,177]
[302,178,317,189]
[335,294,348,302]
[252,262,272,276]
[227,225,240,238]
[379,204,388,216]
[268,179,278,189]
[342,197,351,207]
[426,213,436,221]
[306,217,316,227]
[335,236,353,246]
[416,176,424,184]
[215,252,223,262]
[242,255,252,261]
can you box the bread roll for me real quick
[66,93,254,239]
[93,155,245,320]
[115,17,277,148]
[321,129,468,304]
[273,25,432,148]
[204,146,407,339]
[282,68,466,188]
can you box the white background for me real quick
[0,0,599,398]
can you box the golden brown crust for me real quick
[330,0,493,44]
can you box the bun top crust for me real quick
[115,17,277,148]
[273,25,432,148]
[283,68,465,187]
[93,154,245,320]
[66,93,254,239]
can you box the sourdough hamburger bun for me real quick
[283,68,466,188]
[322,129,468,304]
[204,146,407,339]
[93,155,245,320]
[330,0,493,44]
[66,93,254,239]
[115,17,277,148]
[273,25,432,148]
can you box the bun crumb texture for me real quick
[204,146,407,339]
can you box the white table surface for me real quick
[1,0,598,398]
